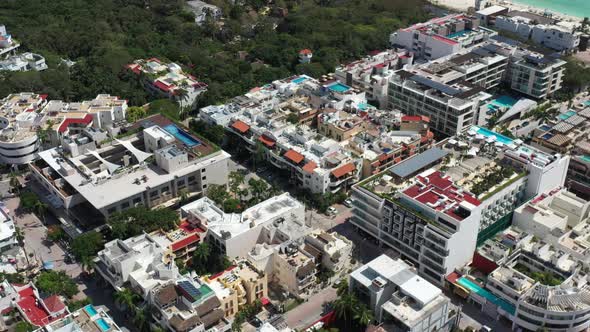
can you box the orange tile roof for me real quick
[284,149,305,164]
[331,162,355,178]
[302,161,317,173]
[231,120,250,134]
[258,135,275,148]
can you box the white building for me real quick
[0,25,20,57]
[187,0,222,25]
[34,304,122,332]
[303,229,352,275]
[181,193,307,260]
[31,116,229,221]
[349,255,455,332]
[531,22,581,52]
[0,52,47,72]
[127,58,208,109]
[94,233,179,297]
[390,14,496,61]
[0,205,16,252]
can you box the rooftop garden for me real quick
[514,263,564,287]
[464,164,525,200]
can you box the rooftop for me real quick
[38,305,122,332]
[127,58,207,95]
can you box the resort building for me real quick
[334,49,413,108]
[201,261,268,319]
[31,114,230,232]
[349,255,456,332]
[390,14,496,61]
[568,155,590,200]
[33,304,119,332]
[127,58,208,109]
[508,51,566,99]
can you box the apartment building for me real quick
[272,242,317,298]
[33,305,119,332]
[31,115,229,229]
[149,220,206,262]
[0,206,16,253]
[149,276,228,332]
[349,255,455,332]
[181,193,308,259]
[334,49,413,108]
[0,52,47,72]
[509,52,566,99]
[568,155,590,200]
[390,14,496,61]
[202,262,268,319]
[127,58,208,109]
[303,229,352,275]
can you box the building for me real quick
[349,255,455,332]
[13,283,68,328]
[149,276,228,332]
[390,14,496,61]
[509,52,566,99]
[298,49,312,63]
[475,5,509,27]
[334,50,413,108]
[0,25,20,57]
[181,193,308,259]
[31,115,230,230]
[150,220,206,262]
[202,262,268,319]
[186,0,222,25]
[0,204,16,252]
[0,52,47,71]
[568,155,590,200]
[94,233,180,297]
[303,229,352,275]
[33,304,119,332]
[271,242,317,298]
[127,58,208,109]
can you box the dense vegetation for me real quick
[107,206,179,239]
[0,0,430,108]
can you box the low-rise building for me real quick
[272,242,317,297]
[0,25,19,57]
[0,205,16,252]
[31,115,229,230]
[390,14,496,61]
[349,255,455,332]
[202,261,268,319]
[303,229,352,275]
[0,52,47,72]
[127,58,208,109]
[150,220,206,262]
[34,304,118,332]
[186,0,222,25]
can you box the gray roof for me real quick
[389,148,448,178]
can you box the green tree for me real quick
[107,207,178,239]
[19,191,41,213]
[9,172,20,194]
[114,288,140,312]
[333,293,358,329]
[126,106,147,122]
[228,171,246,199]
[132,307,150,332]
[353,304,373,327]
[46,225,65,243]
[36,271,78,298]
[70,231,104,262]
[15,321,35,332]
[248,178,269,204]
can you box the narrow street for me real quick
[285,287,337,330]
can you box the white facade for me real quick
[304,230,352,275]
[349,255,454,332]
[495,15,534,39]
[0,52,47,72]
[0,207,16,253]
[531,23,581,52]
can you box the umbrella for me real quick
[43,261,54,270]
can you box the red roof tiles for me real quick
[231,120,250,134]
[284,149,305,164]
[57,114,93,133]
[302,161,317,173]
[171,233,200,251]
[331,163,355,178]
[258,135,275,148]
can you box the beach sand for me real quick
[430,0,583,22]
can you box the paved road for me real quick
[285,287,337,330]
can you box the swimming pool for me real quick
[292,76,308,84]
[558,110,576,121]
[474,126,514,145]
[581,155,590,163]
[164,124,201,147]
[487,95,517,111]
[328,82,350,93]
[539,124,552,131]
[95,318,110,331]
[84,304,98,317]
[446,29,472,39]
[357,102,368,111]
[457,277,516,315]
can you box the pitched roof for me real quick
[169,314,201,332]
[258,135,275,148]
[155,284,178,307]
[302,161,317,173]
[231,120,250,134]
[300,49,312,55]
[43,295,66,313]
[57,114,93,133]
[284,149,305,164]
[331,162,355,178]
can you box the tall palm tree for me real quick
[9,172,20,194]
[80,255,95,273]
[114,289,139,312]
[192,242,211,271]
[133,307,150,332]
[34,200,48,222]
[353,304,373,327]
[336,278,348,296]
[333,293,357,329]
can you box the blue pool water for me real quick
[457,277,516,315]
[447,29,472,39]
[292,76,308,84]
[475,126,514,145]
[540,124,552,131]
[585,101,590,106]
[542,133,554,140]
[488,95,517,110]
[357,102,368,111]
[558,110,576,120]
[164,124,201,147]
[328,82,350,93]
[581,155,590,163]
[84,304,98,317]
[96,318,110,331]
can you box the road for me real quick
[285,287,337,330]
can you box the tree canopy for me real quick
[107,206,179,239]
[36,270,78,298]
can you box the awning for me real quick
[88,150,122,174]
[258,135,275,148]
[261,297,271,306]
[116,139,153,164]
[284,149,304,164]
[331,163,355,178]
[231,120,250,134]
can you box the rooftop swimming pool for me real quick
[581,155,590,163]
[357,102,368,111]
[447,29,472,39]
[292,76,308,84]
[487,95,517,111]
[84,304,98,317]
[328,82,350,93]
[457,277,516,315]
[558,110,577,121]
[96,318,111,332]
[164,124,201,147]
[474,126,514,145]
[539,124,552,131]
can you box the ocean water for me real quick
[511,0,590,18]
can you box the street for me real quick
[285,287,337,330]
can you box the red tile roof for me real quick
[299,49,312,55]
[127,64,141,75]
[284,149,305,164]
[401,115,423,122]
[154,80,173,92]
[231,120,250,134]
[171,233,200,251]
[258,135,275,148]
[209,266,236,280]
[331,163,355,178]
[16,287,65,327]
[432,35,459,45]
[302,161,317,173]
[43,295,66,313]
[57,114,93,133]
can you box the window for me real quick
[121,202,130,209]
[150,191,158,197]
[161,186,170,193]
[107,207,117,215]
[202,176,207,181]
[133,197,142,205]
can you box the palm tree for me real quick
[228,171,245,199]
[132,307,150,332]
[336,278,348,296]
[9,172,20,194]
[333,293,357,329]
[353,304,373,327]
[80,255,95,273]
[114,289,139,312]
[33,200,48,222]
[192,242,211,270]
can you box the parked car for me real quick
[327,207,337,216]
[343,198,353,207]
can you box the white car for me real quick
[327,207,337,215]
[343,198,353,207]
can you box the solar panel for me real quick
[178,280,201,301]
[390,148,449,178]
[410,75,461,96]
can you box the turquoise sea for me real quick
[511,0,590,19]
